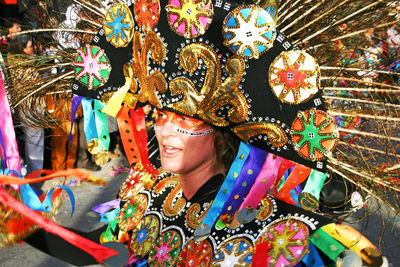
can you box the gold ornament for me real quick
[233,122,288,147]
[169,43,247,127]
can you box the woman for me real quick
[7,0,390,266]
[7,34,44,176]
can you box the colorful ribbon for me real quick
[322,223,380,265]
[0,187,118,263]
[194,142,251,239]
[92,199,121,213]
[275,164,311,205]
[301,242,325,267]
[82,98,98,145]
[310,227,345,261]
[93,100,110,151]
[130,108,157,176]
[0,72,21,174]
[219,145,268,223]
[239,153,281,211]
[102,77,132,117]
[20,182,75,213]
[117,105,141,167]
[299,169,327,211]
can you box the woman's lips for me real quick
[162,145,182,156]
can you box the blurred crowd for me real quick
[0,0,124,188]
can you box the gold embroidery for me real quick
[233,122,288,147]
[169,43,247,127]
[186,202,212,229]
[124,31,167,109]
[154,176,186,217]
[298,192,319,211]
[256,197,273,221]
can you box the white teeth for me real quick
[165,146,178,153]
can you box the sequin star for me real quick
[74,45,110,90]
[291,110,338,161]
[269,51,319,104]
[122,200,140,220]
[166,0,213,38]
[214,239,253,265]
[259,220,309,265]
[223,6,275,58]
[134,0,160,31]
[103,3,134,47]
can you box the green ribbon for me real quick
[310,228,345,261]
[93,100,110,151]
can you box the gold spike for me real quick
[338,141,400,159]
[330,20,399,42]
[323,96,400,109]
[278,3,305,27]
[280,1,325,32]
[8,28,96,39]
[337,128,400,142]
[320,66,400,76]
[72,0,105,16]
[321,77,400,90]
[13,71,74,109]
[277,0,302,22]
[287,0,351,38]
[323,87,400,94]
[309,20,400,49]
[80,17,103,28]
[328,111,400,122]
[327,166,400,215]
[294,0,383,45]
[329,158,400,193]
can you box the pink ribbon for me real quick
[239,153,282,210]
[0,71,21,174]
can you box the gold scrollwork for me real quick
[169,43,247,127]
[185,201,212,229]
[124,31,167,109]
[154,176,186,217]
[233,122,288,147]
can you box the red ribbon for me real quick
[130,108,157,176]
[0,169,93,185]
[117,106,142,167]
[0,187,118,263]
[252,240,271,266]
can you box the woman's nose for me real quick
[160,121,177,137]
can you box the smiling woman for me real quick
[155,110,226,199]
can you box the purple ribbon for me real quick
[92,199,121,214]
[220,146,268,221]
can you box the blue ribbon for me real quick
[69,95,83,143]
[0,128,8,171]
[99,207,120,222]
[81,98,98,144]
[200,142,251,229]
[20,183,75,214]
[302,242,325,267]
[219,145,268,220]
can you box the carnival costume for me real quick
[1,0,400,266]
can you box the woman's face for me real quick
[23,40,34,55]
[155,110,217,176]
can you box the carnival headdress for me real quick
[70,0,337,174]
